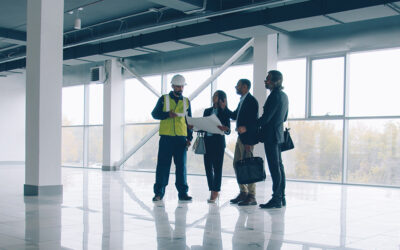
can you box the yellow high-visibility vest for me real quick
[159,94,189,136]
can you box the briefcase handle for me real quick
[242,150,254,160]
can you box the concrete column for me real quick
[252,34,278,157]
[102,59,124,171]
[24,0,64,196]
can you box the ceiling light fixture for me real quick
[74,7,84,30]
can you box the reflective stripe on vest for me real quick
[165,94,187,117]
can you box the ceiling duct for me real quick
[148,0,204,12]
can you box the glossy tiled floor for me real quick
[0,165,400,249]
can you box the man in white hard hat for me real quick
[151,74,193,202]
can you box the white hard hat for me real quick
[171,74,187,86]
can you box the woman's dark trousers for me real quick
[204,135,225,192]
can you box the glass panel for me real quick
[216,64,253,111]
[348,48,400,116]
[125,75,161,123]
[311,57,344,116]
[88,126,103,168]
[62,127,84,167]
[123,124,159,171]
[278,58,306,118]
[88,84,103,125]
[347,119,400,186]
[62,85,84,125]
[282,120,343,181]
[167,69,212,117]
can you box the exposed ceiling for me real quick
[0,0,400,73]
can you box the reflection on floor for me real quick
[0,166,399,249]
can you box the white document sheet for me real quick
[186,114,224,135]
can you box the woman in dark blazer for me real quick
[203,90,231,203]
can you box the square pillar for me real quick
[102,59,124,171]
[253,34,278,157]
[24,0,64,196]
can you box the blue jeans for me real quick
[154,136,188,198]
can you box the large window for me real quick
[311,57,344,117]
[123,74,162,171]
[125,75,161,123]
[62,84,103,168]
[280,48,400,186]
[348,49,400,117]
[277,59,306,118]
[62,85,84,126]
[348,119,400,186]
[284,120,343,181]
[62,86,84,167]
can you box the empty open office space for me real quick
[1,0,400,249]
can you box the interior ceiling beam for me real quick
[0,28,27,45]
[147,0,203,12]
[0,0,395,72]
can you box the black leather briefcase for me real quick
[234,153,266,184]
[280,128,294,152]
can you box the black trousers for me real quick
[264,142,286,200]
[203,135,225,192]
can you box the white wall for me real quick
[0,72,26,163]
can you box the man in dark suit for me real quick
[258,70,289,209]
[229,79,259,206]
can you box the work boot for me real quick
[238,194,257,206]
[152,195,162,202]
[178,193,193,201]
[230,192,248,204]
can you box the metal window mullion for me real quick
[161,72,168,95]
[342,54,350,184]
[62,124,103,128]
[305,57,312,118]
[122,79,127,169]
[83,84,90,168]
[211,67,217,106]
[288,116,400,122]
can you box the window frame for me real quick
[285,49,400,187]
[308,54,346,119]
[62,83,104,168]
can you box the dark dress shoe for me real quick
[179,194,192,201]
[238,194,257,206]
[282,197,286,207]
[260,199,282,209]
[230,192,248,204]
[152,196,162,202]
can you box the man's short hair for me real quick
[239,79,251,90]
